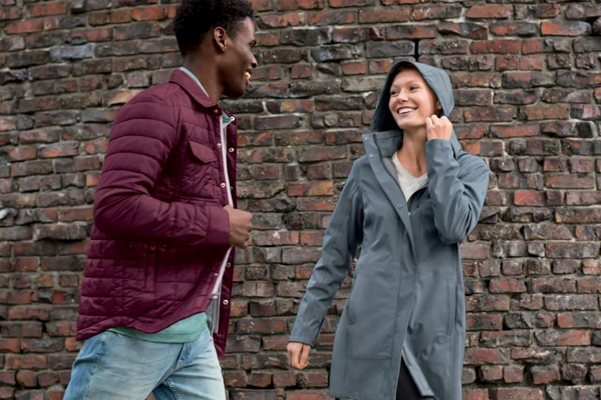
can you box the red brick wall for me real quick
[1,0,601,399]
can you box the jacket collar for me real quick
[169,69,234,118]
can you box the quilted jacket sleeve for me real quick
[93,94,230,246]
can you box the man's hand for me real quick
[426,115,453,141]
[287,342,311,369]
[224,205,252,248]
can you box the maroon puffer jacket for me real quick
[76,70,237,356]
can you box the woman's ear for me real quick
[436,102,443,116]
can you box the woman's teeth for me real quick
[245,72,251,80]
[398,108,414,115]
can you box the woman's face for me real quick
[388,68,441,132]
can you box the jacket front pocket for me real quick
[446,280,457,337]
[344,266,396,359]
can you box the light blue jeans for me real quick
[63,328,226,400]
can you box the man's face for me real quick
[220,18,258,98]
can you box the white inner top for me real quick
[392,149,429,202]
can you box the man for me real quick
[64,1,258,399]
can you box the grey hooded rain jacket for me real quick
[289,61,490,400]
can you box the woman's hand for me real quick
[426,115,453,141]
[287,342,311,369]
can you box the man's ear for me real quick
[213,27,227,52]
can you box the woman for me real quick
[287,61,490,400]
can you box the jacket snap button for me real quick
[398,204,402,208]
[365,137,369,141]
[226,263,231,268]
[213,109,219,114]
[228,148,234,152]
[369,154,374,158]
[223,300,229,306]
[220,183,226,188]
[217,143,222,148]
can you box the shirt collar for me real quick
[178,67,234,127]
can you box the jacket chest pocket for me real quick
[179,141,220,197]
[188,141,218,167]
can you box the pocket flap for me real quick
[188,141,217,163]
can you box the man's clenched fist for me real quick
[224,205,253,248]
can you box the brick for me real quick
[4,355,46,370]
[479,365,502,382]
[438,22,487,40]
[491,388,543,400]
[308,10,356,26]
[561,364,587,383]
[15,370,37,388]
[259,12,304,28]
[590,366,601,382]
[490,23,537,37]
[465,107,514,123]
[504,366,524,383]
[38,142,79,159]
[541,21,591,36]
[329,0,374,7]
[489,279,527,294]
[531,366,561,384]
[481,331,531,348]
[467,295,510,312]
[467,5,511,19]
[545,295,598,311]
[467,314,503,331]
[366,41,414,58]
[532,4,560,18]
[464,348,510,365]
[567,348,601,363]
[276,0,324,10]
[386,25,437,40]
[26,2,67,17]
[535,330,590,346]
[7,50,49,68]
[420,40,468,55]
[359,9,408,23]
[6,19,44,34]
[0,339,20,353]
[411,5,461,20]
[131,6,171,21]
[0,7,21,20]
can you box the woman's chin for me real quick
[396,120,426,131]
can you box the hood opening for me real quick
[370,61,455,133]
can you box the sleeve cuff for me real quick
[288,334,316,347]
[205,206,230,245]
[425,138,454,152]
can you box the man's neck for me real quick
[182,59,222,103]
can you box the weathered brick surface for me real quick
[0,1,600,399]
